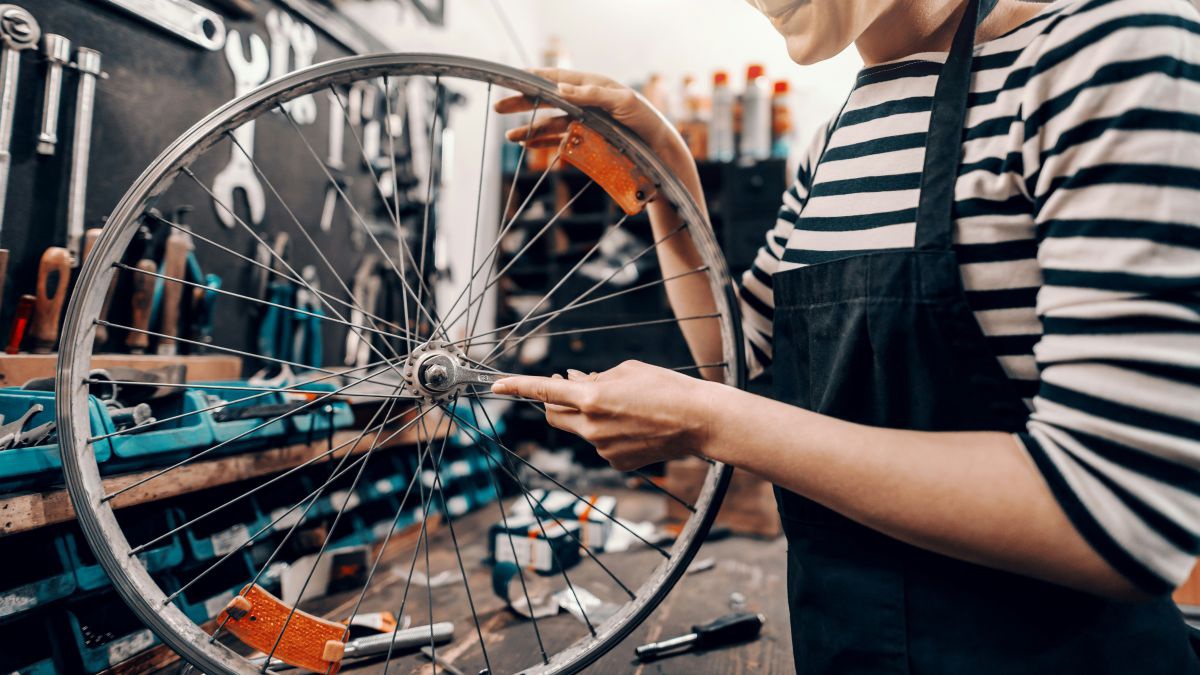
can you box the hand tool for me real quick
[344,255,379,368]
[319,90,349,232]
[0,5,40,313]
[106,402,153,429]
[155,224,193,355]
[212,30,268,227]
[292,265,322,368]
[4,292,31,353]
[188,272,220,346]
[420,645,466,675]
[15,418,54,446]
[266,10,317,125]
[82,225,117,345]
[251,622,455,670]
[633,612,765,661]
[0,402,39,448]
[35,33,69,155]
[32,246,72,353]
[65,47,102,265]
[89,0,226,51]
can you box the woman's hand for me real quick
[494,67,692,169]
[492,360,718,471]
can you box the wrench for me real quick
[65,47,101,265]
[266,10,317,124]
[35,33,69,155]
[0,4,39,238]
[90,0,225,51]
[211,30,268,228]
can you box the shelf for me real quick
[0,354,243,387]
[0,406,447,536]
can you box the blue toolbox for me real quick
[176,483,269,562]
[170,551,256,624]
[0,389,113,490]
[65,587,162,673]
[192,381,294,453]
[101,389,216,472]
[65,506,185,591]
[0,613,61,675]
[0,530,77,620]
[282,382,355,441]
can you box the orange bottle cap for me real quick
[774,80,790,94]
[746,64,765,80]
[713,71,729,86]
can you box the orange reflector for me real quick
[218,584,346,674]
[559,121,657,216]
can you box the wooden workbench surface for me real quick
[321,490,792,674]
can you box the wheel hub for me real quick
[403,339,469,402]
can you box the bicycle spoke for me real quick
[415,78,442,327]
[278,105,445,340]
[483,223,689,364]
[463,83,493,349]
[382,76,412,339]
[471,313,721,348]
[147,211,409,337]
[422,396,493,675]
[454,266,709,348]
[103,366,402,501]
[114,262,414,346]
[87,358,391,444]
[447,398,666,565]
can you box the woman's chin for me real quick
[784,33,843,65]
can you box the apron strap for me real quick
[915,0,999,251]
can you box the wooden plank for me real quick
[0,353,243,386]
[0,407,447,536]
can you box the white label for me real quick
[447,495,469,516]
[0,588,36,617]
[106,628,155,665]
[449,460,471,478]
[374,479,394,494]
[271,507,303,531]
[211,523,250,556]
[203,590,235,620]
[330,490,361,512]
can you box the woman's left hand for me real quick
[492,361,717,471]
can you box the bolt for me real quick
[425,363,449,389]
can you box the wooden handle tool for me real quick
[32,247,73,353]
[81,227,118,345]
[125,258,156,353]
[155,229,193,355]
[6,294,34,354]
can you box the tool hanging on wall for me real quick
[266,9,318,124]
[292,264,323,368]
[5,293,32,353]
[66,47,102,265]
[212,30,268,228]
[0,4,40,314]
[125,223,156,353]
[82,225,118,346]
[36,33,70,156]
[256,232,294,363]
[344,254,380,369]
[89,0,227,51]
[31,246,71,353]
[153,218,194,356]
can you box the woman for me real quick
[494,0,1200,671]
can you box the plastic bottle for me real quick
[740,64,771,160]
[677,75,709,160]
[771,79,793,159]
[709,71,736,162]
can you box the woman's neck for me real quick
[856,0,1048,66]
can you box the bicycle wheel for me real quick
[57,53,742,674]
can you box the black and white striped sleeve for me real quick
[1017,0,1200,594]
[738,123,828,379]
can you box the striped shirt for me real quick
[739,0,1200,593]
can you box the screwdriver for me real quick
[634,612,765,661]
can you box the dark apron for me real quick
[770,0,1200,672]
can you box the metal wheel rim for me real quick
[56,52,742,675]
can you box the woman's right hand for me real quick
[494,68,692,170]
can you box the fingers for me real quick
[555,82,635,114]
[505,115,571,143]
[492,375,588,408]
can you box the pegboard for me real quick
[6,0,445,375]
